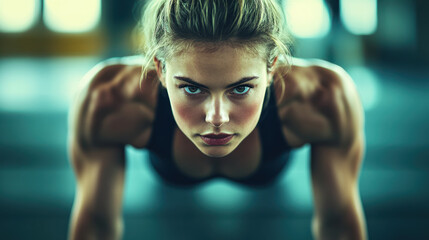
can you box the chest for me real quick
[172,127,263,179]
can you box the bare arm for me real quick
[309,66,367,240]
[68,143,125,240]
[67,61,152,240]
[67,74,127,240]
[311,135,367,240]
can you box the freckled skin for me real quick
[156,45,274,158]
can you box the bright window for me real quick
[43,0,101,33]
[0,0,40,32]
[284,0,332,39]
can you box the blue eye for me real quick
[183,86,201,94]
[179,84,252,96]
[232,85,251,95]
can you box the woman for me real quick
[68,0,367,239]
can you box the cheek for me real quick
[172,101,201,125]
[233,101,261,125]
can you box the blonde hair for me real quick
[138,0,291,96]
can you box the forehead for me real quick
[167,45,266,84]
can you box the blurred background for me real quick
[0,0,428,239]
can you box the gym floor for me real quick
[0,57,428,239]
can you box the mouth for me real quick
[200,133,234,146]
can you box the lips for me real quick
[202,134,232,139]
[200,133,234,146]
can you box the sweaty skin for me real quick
[68,47,367,240]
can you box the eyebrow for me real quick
[174,76,259,89]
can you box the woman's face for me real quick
[156,45,274,158]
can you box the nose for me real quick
[205,95,230,127]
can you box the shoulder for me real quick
[275,57,364,147]
[68,56,159,150]
[76,56,147,98]
[309,59,364,146]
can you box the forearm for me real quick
[68,212,123,240]
[312,212,367,240]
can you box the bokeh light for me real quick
[0,0,40,32]
[284,0,332,38]
[43,0,101,33]
[341,0,378,35]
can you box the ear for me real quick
[153,56,166,87]
[267,56,278,86]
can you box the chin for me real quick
[205,152,231,158]
[199,145,234,158]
